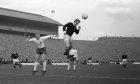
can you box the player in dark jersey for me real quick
[11,51,22,69]
[122,52,128,68]
[63,18,81,58]
[88,57,92,65]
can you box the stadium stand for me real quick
[0,32,140,63]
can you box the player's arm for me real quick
[63,23,70,35]
[122,55,124,59]
[41,35,57,40]
[74,26,81,34]
[11,54,13,59]
[26,36,35,42]
[16,53,20,59]
[125,54,128,59]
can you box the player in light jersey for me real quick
[67,48,78,70]
[26,33,56,75]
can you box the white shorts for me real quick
[88,60,92,63]
[13,59,20,64]
[122,59,127,62]
[64,35,72,47]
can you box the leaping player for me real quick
[26,33,56,75]
[63,19,81,58]
[67,48,78,71]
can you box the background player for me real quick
[26,33,56,75]
[67,48,78,71]
[63,18,81,58]
[88,57,92,65]
[122,52,128,68]
[11,50,22,69]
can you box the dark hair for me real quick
[74,18,81,23]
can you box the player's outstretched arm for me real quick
[42,35,57,40]
[11,54,13,59]
[50,35,58,39]
[26,36,35,42]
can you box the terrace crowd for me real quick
[0,33,140,63]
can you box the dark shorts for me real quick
[70,57,76,61]
[36,47,47,55]
[67,55,74,59]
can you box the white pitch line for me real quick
[47,75,140,80]
[0,73,140,80]
[0,73,12,75]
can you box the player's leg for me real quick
[70,57,76,70]
[122,59,126,68]
[13,59,16,69]
[34,55,39,71]
[73,58,77,70]
[42,54,47,71]
[67,38,73,59]
[32,54,39,75]
[19,62,22,68]
[17,59,22,68]
[42,53,47,75]
[69,37,73,49]
[64,35,71,56]
[122,59,124,67]
[124,59,127,68]
[67,59,71,71]
[68,62,71,71]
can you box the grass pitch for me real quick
[0,64,140,84]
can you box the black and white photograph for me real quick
[0,0,140,84]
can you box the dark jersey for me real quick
[11,53,19,59]
[122,54,127,59]
[63,22,80,36]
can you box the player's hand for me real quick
[64,31,66,35]
[50,35,57,39]
[54,35,57,37]
[26,36,31,42]
[27,36,31,39]
[78,26,81,30]
[51,35,57,37]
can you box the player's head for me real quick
[13,50,17,54]
[35,33,40,40]
[74,18,80,26]
[123,52,126,54]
